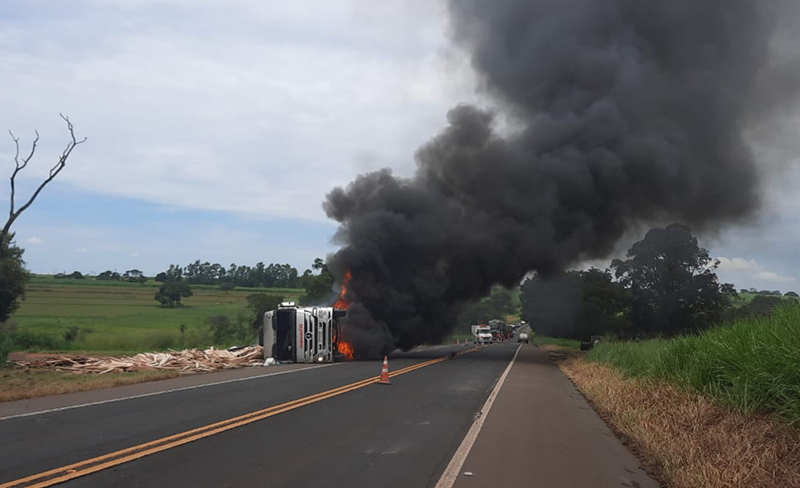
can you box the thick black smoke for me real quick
[325,0,800,355]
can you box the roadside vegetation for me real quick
[561,358,800,488]
[2,282,300,356]
[0,367,179,402]
[587,304,800,424]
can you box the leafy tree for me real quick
[97,270,121,281]
[0,236,27,323]
[219,282,236,291]
[458,287,518,332]
[246,293,284,329]
[520,269,630,340]
[299,258,334,304]
[611,223,731,337]
[70,271,85,279]
[122,269,146,283]
[786,291,799,298]
[155,272,168,282]
[725,295,785,321]
[154,281,193,307]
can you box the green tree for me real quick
[0,235,27,323]
[457,287,518,333]
[97,270,121,281]
[519,269,630,340]
[246,293,284,329]
[154,281,194,307]
[611,223,731,337]
[1,116,84,327]
[299,258,334,304]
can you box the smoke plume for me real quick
[325,0,800,354]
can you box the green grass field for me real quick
[9,277,303,353]
[587,303,800,424]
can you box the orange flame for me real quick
[338,340,355,360]
[333,270,352,310]
[334,270,355,360]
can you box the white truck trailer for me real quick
[471,324,493,345]
[263,303,347,364]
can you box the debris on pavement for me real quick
[11,346,264,374]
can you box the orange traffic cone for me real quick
[378,355,391,385]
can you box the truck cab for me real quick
[263,303,347,363]
[473,325,493,345]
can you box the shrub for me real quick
[11,331,64,350]
[63,326,80,342]
[0,333,12,366]
[207,313,253,345]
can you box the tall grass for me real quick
[587,304,800,424]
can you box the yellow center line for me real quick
[2,348,478,488]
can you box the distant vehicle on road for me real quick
[471,324,493,345]
[518,332,529,344]
[488,319,509,340]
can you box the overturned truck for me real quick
[263,303,347,363]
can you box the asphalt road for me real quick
[0,343,517,488]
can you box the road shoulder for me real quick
[446,344,658,488]
[0,363,329,420]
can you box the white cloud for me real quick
[131,252,140,257]
[755,271,796,284]
[24,236,43,245]
[717,256,796,285]
[0,1,478,222]
[716,257,761,272]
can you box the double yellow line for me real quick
[2,348,477,488]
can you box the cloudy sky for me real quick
[1,0,798,292]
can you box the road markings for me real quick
[0,363,340,422]
[434,344,521,488]
[1,349,477,488]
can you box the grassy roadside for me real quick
[0,367,179,403]
[560,358,800,488]
[550,304,800,487]
[587,305,800,424]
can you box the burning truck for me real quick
[262,302,349,364]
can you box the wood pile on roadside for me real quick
[11,346,264,374]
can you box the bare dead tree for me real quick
[1,114,86,251]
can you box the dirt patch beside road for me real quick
[559,357,800,488]
[0,367,179,403]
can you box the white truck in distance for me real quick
[471,325,493,345]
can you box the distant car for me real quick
[518,332,529,344]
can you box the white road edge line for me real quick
[0,363,340,421]
[434,344,522,488]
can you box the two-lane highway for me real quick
[1,343,518,488]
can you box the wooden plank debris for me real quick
[11,346,264,374]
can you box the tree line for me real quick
[518,223,787,341]
[155,261,300,288]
